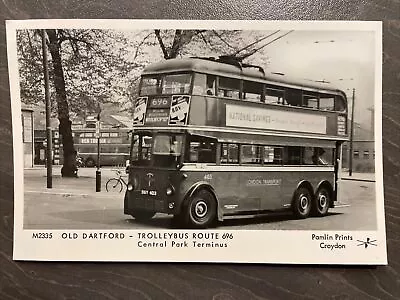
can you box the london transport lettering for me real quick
[247,178,282,186]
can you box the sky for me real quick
[257,30,377,127]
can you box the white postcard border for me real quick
[7,19,386,264]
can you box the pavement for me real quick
[340,171,375,182]
[24,165,127,197]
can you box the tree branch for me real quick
[154,29,170,59]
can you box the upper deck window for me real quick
[218,77,240,99]
[192,73,217,96]
[265,88,285,105]
[285,89,302,107]
[140,73,191,96]
[303,94,319,109]
[243,81,263,102]
[334,96,346,112]
[319,95,335,111]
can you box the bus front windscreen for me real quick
[130,133,183,168]
[140,73,192,95]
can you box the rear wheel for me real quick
[312,187,331,217]
[106,178,123,193]
[292,187,312,219]
[184,189,217,228]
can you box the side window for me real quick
[243,81,263,102]
[303,94,319,109]
[220,143,239,164]
[265,88,285,105]
[285,89,302,107]
[320,95,335,111]
[218,77,240,99]
[334,96,346,112]
[303,147,315,165]
[302,147,334,165]
[192,73,206,95]
[241,145,262,164]
[286,146,302,165]
[185,136,216,163]
[206,75,216,96]
[264,146,283,164]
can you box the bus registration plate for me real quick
[141,190,157,196]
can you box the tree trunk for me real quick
[46,29,77,177]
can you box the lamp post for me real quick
[349,88,356,176]
[41,29,52,188]
[95,105,101,192]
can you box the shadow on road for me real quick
[125,211,344,229]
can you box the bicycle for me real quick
[105,169,127,193]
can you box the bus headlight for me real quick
[127,183,134,191]
[166,185,175,196]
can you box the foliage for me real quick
[17,28,274,116]
[17,29,143,118]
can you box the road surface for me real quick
[22,166,378,230]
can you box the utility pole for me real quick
[349,88,356,176]
[96,105,101,192]
[41,29,52,188]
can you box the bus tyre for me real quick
[85,158,95,167]
[312,187,331,217]
[292,187,312,219]
[131,210,155,222]
[185,189,216,228]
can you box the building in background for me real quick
[342,118,375,173]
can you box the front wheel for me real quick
[106,178,123,193]
[184,189,217,228]
[312,187,331,217]
[292,187,312,219]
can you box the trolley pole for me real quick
[41,29,52,189]
[95,109,101,192]
[349,88,355,176]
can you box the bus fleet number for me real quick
[204,174,212,180]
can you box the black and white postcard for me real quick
[8,20,386,264]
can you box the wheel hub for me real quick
[319,194,327,207]
[194,201,208,218]
[300,195,309,210]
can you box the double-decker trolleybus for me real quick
[73,127,131,167]
[124,57,348,228]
